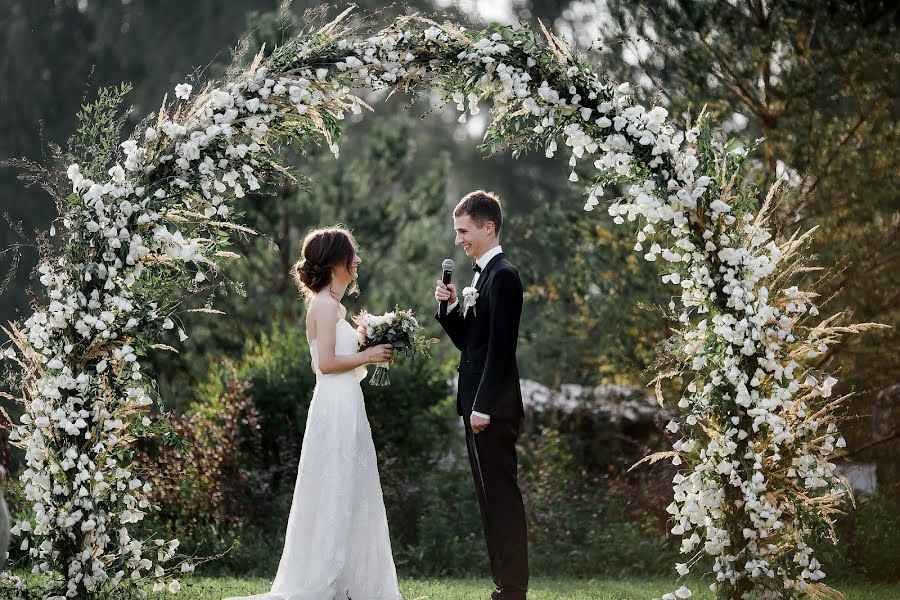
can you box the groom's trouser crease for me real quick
[465,417,529,600]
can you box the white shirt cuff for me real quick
[471,410,490,420]
[447,300,459,312]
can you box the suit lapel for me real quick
[475,252,505,292]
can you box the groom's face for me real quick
[454,213,493,259]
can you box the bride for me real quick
[225,226,402,600]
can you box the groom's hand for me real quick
[470,413,490,434]
[435,281,458,305]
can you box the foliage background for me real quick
[1,0,897,583]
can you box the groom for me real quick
[434,190,528,600]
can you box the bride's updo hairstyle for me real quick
[292,226,359,304]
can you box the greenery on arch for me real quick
[0,6,881,600]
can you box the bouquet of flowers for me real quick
[353,307,433,386]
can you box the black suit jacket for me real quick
[436,252,524,420]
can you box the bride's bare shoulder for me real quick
[307,293,339,319]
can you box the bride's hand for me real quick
[364,344,394,364]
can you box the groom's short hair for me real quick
[454,190,503,236]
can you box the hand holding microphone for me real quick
[436,258,457,316]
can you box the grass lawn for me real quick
[161,576,900,599]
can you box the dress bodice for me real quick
[309,319,367,381]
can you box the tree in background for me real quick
[0,0,281,319]
[0,0,441,326]
[517,0,899,482]
[67,1,678,407]
[3,1,679,400]
[147,112,454,407]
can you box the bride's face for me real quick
[332,252,362,286]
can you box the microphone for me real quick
[440,258,455,317]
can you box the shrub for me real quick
[182,322,456,574]
[193,326,316,490]
[818,489,900,582]
[394,451,484,576]
[394,425,679,578]
[135,377,263,537]
[520,427,678,577]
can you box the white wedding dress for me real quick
[225,318,402,600]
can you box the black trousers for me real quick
[464,416,529,600]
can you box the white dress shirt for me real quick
[444,245,503,421]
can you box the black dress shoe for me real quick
[492,592,527,600]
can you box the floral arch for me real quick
[0,7,872,600]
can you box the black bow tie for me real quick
[472,262,482,274]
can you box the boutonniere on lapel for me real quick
[462,286,479,317]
